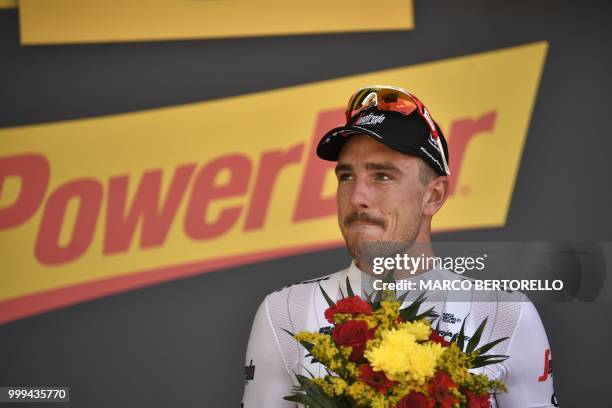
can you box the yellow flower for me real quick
[312,378,334,397]
[346,381,376,406]
[372,301,401,329]
[371,393,391,408]
[293,331,358,379]
[329,377,348,395]
[294,332,337,365]
[437,343,472,385]
[365,326,444,384]
[400,319,431,341]
[359,315,379,329]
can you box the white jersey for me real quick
[242,262,558,407]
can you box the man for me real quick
[241,86,557,407]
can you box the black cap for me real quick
[316,108,450,176]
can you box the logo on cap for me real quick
[355,113,386,126]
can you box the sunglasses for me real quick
[345,85,451,175]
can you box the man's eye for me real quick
[375,173,392,181]
[337,173,353,181]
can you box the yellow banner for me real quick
[0,42,547,322]
[0,0,17,9]
[19,0,414,45]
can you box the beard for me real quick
[340,211,422,273]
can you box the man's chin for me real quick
[344,232,383,250]
[344,235,383,263]
[343,225,385,240]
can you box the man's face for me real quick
[335,134,429,261]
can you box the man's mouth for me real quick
[349,221,381,227]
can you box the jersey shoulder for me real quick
[271,271,338,295]
[263,269,343,323]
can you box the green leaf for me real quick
[466,317,487,354]
[474,336,509,356]
[373,287,382,305]
[284,375,341,408]
[414,307,438,321]
[373,269,397,305]
[472,355,509,368]
[383,268,396,283]
[396,290,410,305]
[319,283,336,308]
[346,276,355,298]
[281,328,295,338]
[399,292,428,321]
[302,367,316,378]
[474,354,508,360]
[304,352,321,364]
[454,314,469,351]
[283,395,308,403]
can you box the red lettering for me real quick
[184,154,250,240]
[447,111,497,196]
[538,349,550,382]
[244,144,304,231]
[104,164,196,254]
[293,108,343,222]
[0,153,50,229]
[35,179,103,265]
[18,109,500,267]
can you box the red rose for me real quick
[395,391,435,408]
[466,390,490,408]
[331,320,374,362]
[429,330,450,347]
[324,296,372,323]
[358,364,396,394]
[428,371,458,408]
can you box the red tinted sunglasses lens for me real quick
[347,89,418,119]
[378,99,417,115]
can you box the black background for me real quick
[1,1,612,406]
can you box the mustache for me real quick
[344,212,386,228]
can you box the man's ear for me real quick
[423,176,449,216]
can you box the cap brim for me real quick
[316,126,387,161]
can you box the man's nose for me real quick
[349,179,372,210]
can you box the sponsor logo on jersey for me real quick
[438,329,470,342]
[0,42,547,324]
[244,360,255,382]
[538,348,553,382]
[441,312,462,325]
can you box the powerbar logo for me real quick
[0,111,493,266]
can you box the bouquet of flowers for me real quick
[284,276,508,408]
